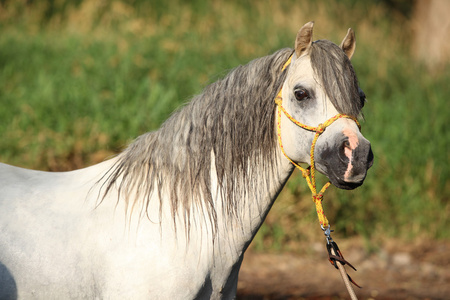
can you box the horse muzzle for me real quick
[318,134,374,190]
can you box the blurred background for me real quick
[0,0,448,299]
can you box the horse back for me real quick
[0,162,110,298]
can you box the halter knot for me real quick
[301,168,310,179]
[274,94,282,106]
[315,123,326,134]
[313,193,324,202]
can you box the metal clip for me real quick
[321,224,334,244]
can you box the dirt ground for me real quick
[236,238,450,300]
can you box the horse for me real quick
[0,22,373,299]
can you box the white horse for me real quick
[0,22,373,299]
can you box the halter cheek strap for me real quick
[275,55,361,228]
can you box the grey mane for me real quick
[99,40,362,231]
[99,48,293,230]
[310,40,363,117]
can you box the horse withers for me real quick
[0,22,373,299]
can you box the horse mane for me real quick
[98,40,362,232]
[99,48,293,231]
[310,40,363,117]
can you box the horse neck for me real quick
[209,146,294,255]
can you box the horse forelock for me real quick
[99,48,293,233]
[310,40,362,118]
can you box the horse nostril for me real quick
[342,139,352,161]
[343,140,351,149]
[367,146,374,168]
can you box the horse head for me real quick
[277,21,374,190]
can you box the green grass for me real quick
[0,0,449,247]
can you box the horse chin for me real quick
[316,163,366,190]
[329,176,364,190]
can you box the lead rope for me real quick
[276,55,360,299]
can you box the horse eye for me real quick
[294,89,309,101]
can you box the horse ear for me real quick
[295,21,314,57]
[340,28,356,60]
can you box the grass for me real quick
[0,0,449,249]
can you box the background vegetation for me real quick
[0,0,448,251]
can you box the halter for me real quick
[274,55,361,229]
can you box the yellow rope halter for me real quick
[275,55,361,228]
